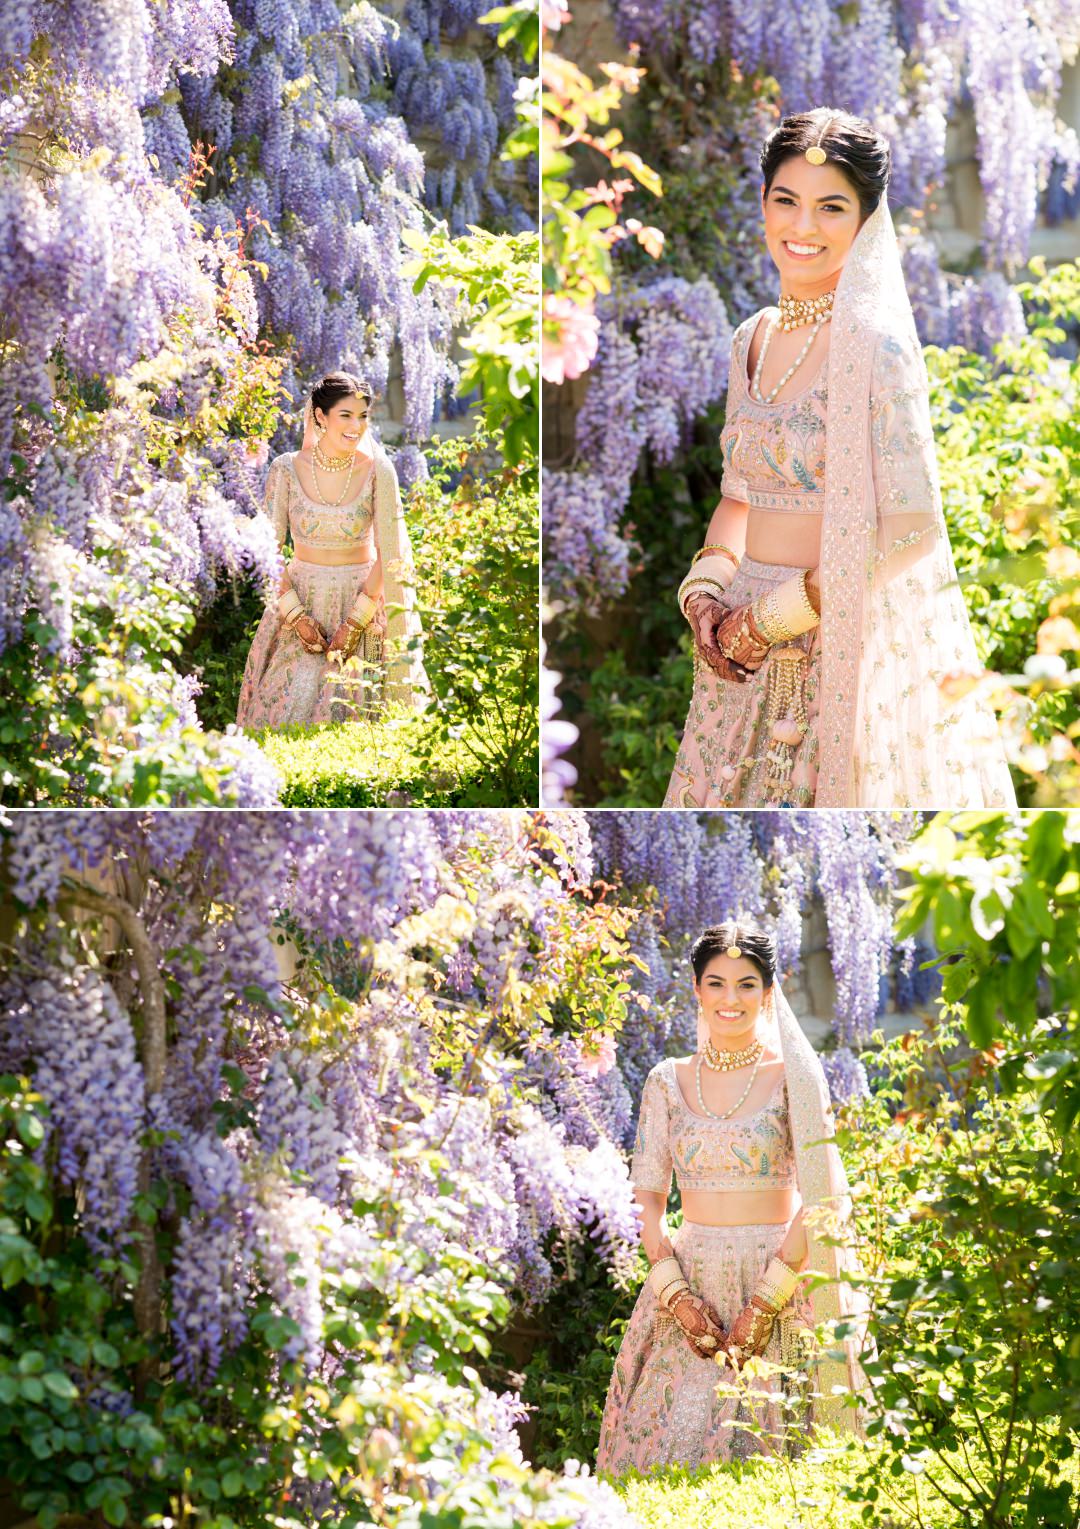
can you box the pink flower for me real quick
[242,440,269,467]
[542,0,571,30]
[542,294,600,384]
[578,1034,617,1077]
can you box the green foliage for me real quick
[406,424,539,805]
[486,1241,646,1470]
[835,1013,1079,1527]
[542,22,664,313]
[926,259,1080,805]
[614,1433,1028,1528]
[256,714,517,806]
[403,227,539,472]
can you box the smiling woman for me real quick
[596,919,872,1478]
[236,371,429,728]
[664,106,1015,810]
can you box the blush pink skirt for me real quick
[596,1217,817,1479]
[236,557,387,729]
[663,554,822,808]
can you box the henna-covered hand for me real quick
[326,621,360,656]
[293,613,328,654]
[713,603,770,671]
[670,1291,728,1360]
[727,1296,777,1362]
[686,595,751,684]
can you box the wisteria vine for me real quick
[0,0,533,806]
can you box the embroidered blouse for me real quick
[629,1056,797,1195]
[263,451,377,553]
[719,309,829,513]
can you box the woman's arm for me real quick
[778,1203,809,1271]
[634,1188,673,1264]
[700,494,750,558]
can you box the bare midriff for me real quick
[680,1186,797,1226]
[291,540,376,567]
[744,508,822,568]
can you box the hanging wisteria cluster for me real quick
[0,0,532,806]
[608,0,1080,275]
[589,809,923,1103]
[546,277,734,605]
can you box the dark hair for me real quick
[760,107,890,221]
[690,920,776,988]
[311,370,373,426]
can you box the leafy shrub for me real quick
[257,714,517,806]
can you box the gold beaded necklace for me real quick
[694,1047,764,1120]
[777,288,835,331]
[311,441,357,508]
[703,1036,763,1073]
[750,310,830,404]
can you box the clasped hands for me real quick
[278,587,383,657]
[686,594,769,684]
[650,1253,801,1366]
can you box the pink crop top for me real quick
[719,309,828,513]
[262,451,377,553]
[630,1056,797,1195]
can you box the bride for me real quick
[663,107,1015,809]
[597,921,871,1477]
[236,371,427,728]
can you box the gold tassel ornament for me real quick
[762,645,809,799]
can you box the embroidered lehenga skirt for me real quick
[236,557,388,728]
[663,555,822,808]
[596,1217,817,1478]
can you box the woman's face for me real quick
[694,951,769,1047]
[315,393,371,453]
[760,155,865,292]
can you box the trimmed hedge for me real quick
[256,713,526,806]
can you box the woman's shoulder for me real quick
[268,450,298,472]
[644,1056,677,1089]
[734,307,774,345]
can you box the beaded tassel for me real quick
[762,645,809,797]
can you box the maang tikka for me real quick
[805,119,831,166]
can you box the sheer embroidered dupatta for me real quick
[773,984,873,1433]
[371,446,429,708]
[817,199,1015,806]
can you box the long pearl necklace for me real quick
[750,310,830,404]
[311,440,357,508]
[695,1046,764,1121]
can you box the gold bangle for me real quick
[693,542,739,567]
[796,569,819,622]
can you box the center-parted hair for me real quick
[760,106,891,221]
[311,370,373,424]
[690,921,777,987]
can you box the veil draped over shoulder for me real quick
[817,197,1014,806]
